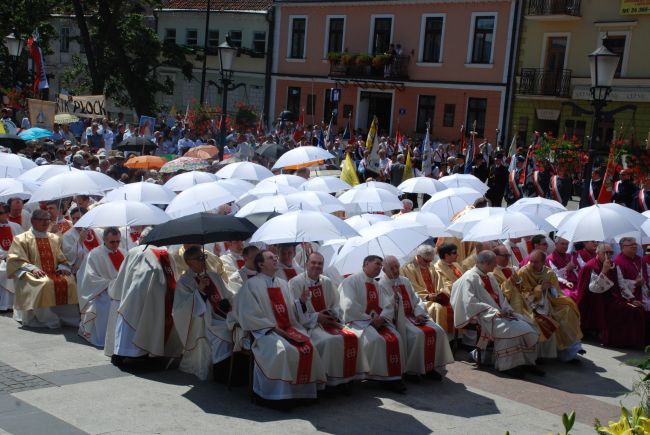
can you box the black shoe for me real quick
[523,365,545,377]
[384,380,407,394]
[501,367,525,379]
[404,373,421,383]
[567,357,582,364]
[426,370,443,381]
[577,349,586,355]
[111,355,125,367]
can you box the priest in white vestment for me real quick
[339,255,407,392]
[7,197,31,232]
[275,244,304,282]
[289,252,363,386]
[451,251,541,377]
[220,240,245,277]
[379,256,453,378]
[7,209,78,328]
[77,227,124,348]
[236,249,326,401]
[226,245,259,293]
[62,225,103,274]
[0,204,24,311]
[174,246,235,381]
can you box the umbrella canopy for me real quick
[116,136,157,153]
[300,175,351,193]
[214,178,256,199]
[142,213,257,246]
[54,113,79,124]
[462,211,556,242]
[184,145,219,159]
[124,155,169,170]
[285,191,346,213]
[101,181,177,204]
[352,181,402,196]
[438,174,488,194]
[250,210,359,245]
[0,153,37,178]
[27,171,121,203]
[644,211,650,219]
[395,211,452,237]
[339,186,403,213]
[446,207,507,237]
[555,203,646,243]
[257,174,306,189]
[420,187,483,223]
[344,213,392,231]
[507,197,567,219]
[215,161,273,182]
[397,177,448,195]
[0,134,26,153]
[0,178,37,202]
[160,156,209,174]
[18,127,52,141]
[74,200,170,228]
[238,183,300,205]
[163,170,218,192]
[18,165,80,185]
[243,211,282,228]
[165,182,237,219]
[271,146,335,170]
[212,153,244,171]
[235,195,292,217]
[256,142,288,160]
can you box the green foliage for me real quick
[626,345,650,415]
[327,51,342,64]
[234,102,258,130]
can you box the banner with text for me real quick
[620,0,650,14]
[27,98,57,130]
[56,94,107,118]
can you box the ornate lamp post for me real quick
[216,40,242,160]
[4,33,24,84]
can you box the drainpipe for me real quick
[263,6,275,129]
[502,0,523,147]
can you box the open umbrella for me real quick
[0,153,37,178]
[300,175,351,193]
[257,174,306,189]
[250,210,359,245]
[215,161,273,182]
[124,155,169,170]
[101,181,177,204]
[184,145,219,159]
[18,127,53,141]
[238,183,299,205]
[142,213,257,247]
[160,156,209,173]
[395,211,452,237]
[344,213,392,231]
[54,114,79,124]
[555,203,646,243]
[27,171,121,203]
[446,207,507,237]
[215,178,256,199]
[420,187,483,223]
[339,186,403,213]
[545,210,574,228]
[462,211,556,242]
[352,180,402,196]
[0,134,26,153]
[0,178,37,202]
[398,177,448,196]
[438,174,488,194]
[165,182,237,218]
[285,191,346,213]
[243,211,282,228]
[116,136,157,153]
[235,195,292,217]
[163,170,218,192]
[507,197,567,219]
[18,165,81,185]
[256,142,288,160]
[75,200,170,228]
[644,211,650,219]
[271,146,335,170]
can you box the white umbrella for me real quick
[395,211,452,237]
[446,207,507,237]
[334,221,429,275]
[0,154,37,178]
[439,174,488,194]
[300,176,351,193]
[344,213,392,231]
[257,174,306,189]
[18,165,80,185]
[420,187,483,223]
[463,211,556,242]
[555,203,646,243]
[165,182,236,219]
[214,178,256,199]
[507,197,567,219]
[0,178,37,202]
[238,183,300,206]
[397,177,448,195]
[339,187,403,213]
[352,181,402,196]
[643,211,650,219]
[27,171,121,204]
[235,195,292,217]
[271,146,335,170]
[285,191,346,214]
[546,210,574,228]
[216,161,273,182]
[163,171,218,192]
[101,182,177,204]
[74,200,170,228]
[250,210,359,245]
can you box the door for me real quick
[543,36,567,95]
[358,91,393,135]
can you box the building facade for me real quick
[271,0,520,143]
[510,0,650,151]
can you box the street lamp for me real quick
[4,33,24,57]
[217,40,242,160]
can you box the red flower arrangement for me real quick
[186,101,219,137]
[533,134,587,176]
[619,141,650,183]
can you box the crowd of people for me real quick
[0,107,649,409]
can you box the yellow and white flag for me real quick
[340,152,360,187]
[402,148,413,183]
[366,116,380,174]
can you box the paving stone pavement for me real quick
[0,363,53,394]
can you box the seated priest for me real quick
[0,203,24,311]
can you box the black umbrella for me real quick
[116,136,158,153]
[141,213,258,247]
[242,211,281,228]
[0,134,26,153]
[256,142,288,160]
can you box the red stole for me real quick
[364,281,401,377]
[420,267,435,293]
[129,232,141,243]
[501,267,513,279]
[479,274,500,307]
[57,219,72,235]
[267,286,314,384]
[508,171,522,200]
[236,258,245,269]
[449,263,462,279]
[198,275,228,318]
[108,250,124,271]
[35,237,69,305]
[282,266,297,280]
[525,240,533,253]
[396,283,436,372]
[532,171,545,197]
[151,249,177,342]
[82,230,100,252]
[0,226,13,251]
[8,214,21,227]
[511,246,523,263]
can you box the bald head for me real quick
[529,249,546,272]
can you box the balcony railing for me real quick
[518,68,572,98]
[526,0,581,17]
[329,55,410,80]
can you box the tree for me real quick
[61,0,193,116]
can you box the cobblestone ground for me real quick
[0,362,53,394]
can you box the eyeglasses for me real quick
[604,251,614,255]
[189,255,206,262]
[622,244,637,248]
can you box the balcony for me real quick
[526,0,581,20]
[518,68,572,98]
[329,55,410,81]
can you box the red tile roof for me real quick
[163,0,271,11]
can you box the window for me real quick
[229,31,242,48]
[564,119,587,142]
[289,17,307,59]
[60,27,70,53]
[164,28,176,45]
[466,98,487,137]
[470,15,495,64]
[443,104,455,127]
[306,94,316,116]
[603,35,626,77]
[421,16,444,63]
[324,89,337,124]
[208,30,219,48]
[517,116,528,148]
[372,17,392,55]
[287,87,301,115]
[343,104,353,119]
[416,95,436,133]
[186,29,198,47]
[327,17,344,53]
[253,31,266,53]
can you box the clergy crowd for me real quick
[1,189,649,407]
